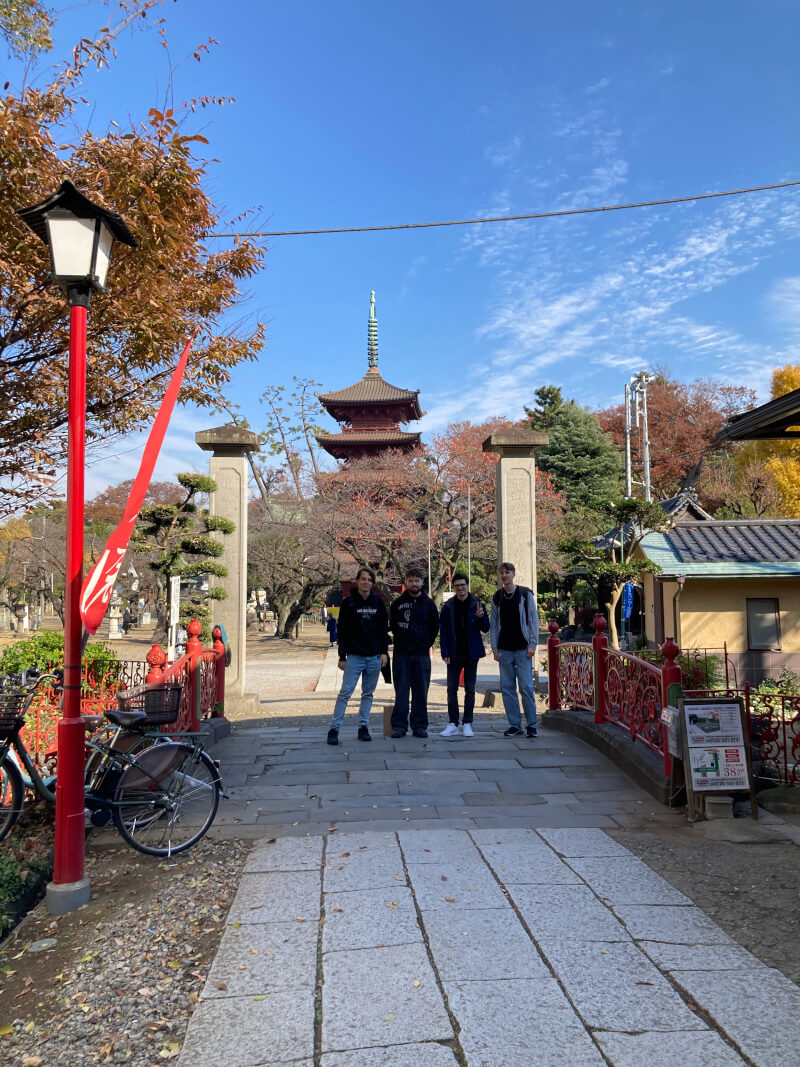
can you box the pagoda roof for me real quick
[318,368,423,418]
[316,429,422,458]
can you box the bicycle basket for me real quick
[116,683,183,726]
[0,690,26,739]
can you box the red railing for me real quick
[548,616,679,776]
[20,620,225,762]
[144,618,226,732]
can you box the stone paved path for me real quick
[178,824,800,1066]
[174,723,800,1065]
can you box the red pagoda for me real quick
[316,292,424,461]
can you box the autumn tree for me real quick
[596,371,755,501]
[0,1,266,516]
[0,0,53,59]
[699,450,782,519]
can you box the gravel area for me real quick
[0,838,250,1066]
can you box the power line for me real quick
[210,179,800,239]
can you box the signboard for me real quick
[622,581,634,620]
[678,698,757,820]
[660,705,682,759]
[169,575,181,626]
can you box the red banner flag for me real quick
[80,334,196,635]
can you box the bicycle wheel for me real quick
[0,754,24,843]
[111,743,220,857]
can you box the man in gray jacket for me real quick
[490,562,540,738]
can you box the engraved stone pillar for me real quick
[196,424,260,697]
[482,430,549,592]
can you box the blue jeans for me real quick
[331,654,381,729]
[391,653,431,732]
[498,649,538,728]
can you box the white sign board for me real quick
[682,700,750,793]
[169,575,181,626]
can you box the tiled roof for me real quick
[315,430,422,446]
[318,370,421,408]
[640,519,800,577]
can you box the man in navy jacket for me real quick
[439,573,490,738]
[389,567,440,738]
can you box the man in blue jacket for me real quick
[389,567,440,738]
[439,573,490,738]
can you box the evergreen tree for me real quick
[131,473,234,640]
[529,399,623,510]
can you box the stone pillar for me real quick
[482,430,549,592]
[196,424,260,697]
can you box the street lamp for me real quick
[18,181,136,915]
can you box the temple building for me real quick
[316,292,424,462]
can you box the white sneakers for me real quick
[440,723,475,738]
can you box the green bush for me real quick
[0,630,119,685]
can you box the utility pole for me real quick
[624,383,632,497]
[629,372,654,502]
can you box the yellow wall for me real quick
[665,578,800,652]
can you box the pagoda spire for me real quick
[367,290,379,370]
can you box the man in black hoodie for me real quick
[389,567,440,738]
[328,567,389,746]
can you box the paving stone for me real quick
[326,830,400,852]
[349,769,479,783]
[398,828,480,864]
[670,967,800,1066]
[314,784,401,798]
[639,941,769,972]
[227,784,309,800]
[472,812,618,829]
[398,778,498,794]
[263,770,348,785]
[567,800,651,813]
[312,805,441,823]
[539,827,640,853]
[421,907,548,980]
[266,762,356,776]
[436,803,559,820]
[515,753,612,768]
[202,921,317,997]
[321,944,452,1052]
[611,904,737,945]
[321,1046,457,1066]
[323,817,481,834]
[567,856,692,905]
[323,886,421,952]
[244,835,324,873]
[536,939,707,1032]
[460,791,546,806]
[444,978,606,1066]
[593,1030,747,1066]
[508,883,630,942]
[387,757,522,771]
[470,828,582,884]
[177,988,314,1067]
[317,793,422,809]
[216,805,276,825]
[227,871,321,925]
[251,810,311,825]
[406,861,508,910]
[324,845,406,892]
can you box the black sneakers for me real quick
[391,728,406,739]
[327,728,339,746]
[526,725,538,738]
[412,728,428,738]
[357,725,372,742]
[504,725,524,736]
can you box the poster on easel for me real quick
[678,697,757,820]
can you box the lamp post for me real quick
[18,181,136,915]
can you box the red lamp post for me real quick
[18,181,136,915]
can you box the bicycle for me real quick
[1,670,224,857]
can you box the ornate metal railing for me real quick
[605,648,664,754]
[558,642,596,712]
[548,617,680,777]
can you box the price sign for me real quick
[678,697,757,820]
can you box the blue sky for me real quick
[11,0,800,494]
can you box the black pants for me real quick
[446,658,478,724]
[391,652,431,732]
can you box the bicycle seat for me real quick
[105,708,148,729]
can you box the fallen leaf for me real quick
[384,901,399,910]
[384,1014,396,1021]
[413,979,420,988]
[216,983,228,991]
[444,897,456,903]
